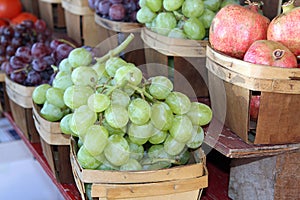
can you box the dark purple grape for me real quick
[25,70,42,86]
[1,61,13,74]
[0,56,7,64]
[10,71,26,84]
[54,43,74,65]
[10,56,27,70]
[0,35,9,46]
[32,58,48,72]
[88,0,96,10]
[123,0,137,14]
[31,42,51,58]
[35,19,47,33]
[0,45,6,56]
[21,20,35,29]
[15,46,32,63]
[109,4,126,21]
[109,0,123,3]
[98,0,112,15]
[130,11,137,22]
[5,45,15,57]
[43,55,55,66]
[11,37,22,47]
[50,39,65,51]
[3,26,14,38]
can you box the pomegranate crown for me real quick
[244,0,264,12]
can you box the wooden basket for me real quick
[32,103,74,183]
[94,14,145,67]
[38,0,66,30]
[206,45,300,145]
[5,76,39,143]
[141,28,209,99]
[20,0,40,18]
[70,137,208,200]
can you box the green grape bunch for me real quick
[32,34,213,171]
[137,0,240,39]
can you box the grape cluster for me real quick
[32,35,212,171]
[89,0,140,22]
[137,0,239,39]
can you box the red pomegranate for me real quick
[250,95,260,122]
[267,0,300,57]
[209,1,270,59]
[243,40,298,68]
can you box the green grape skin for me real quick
[220,0,239,8]
[102,118,126,136]
[40,101,64,122]
[71,66,98,87]
[149,127,168,144]
[203,0,222,12]
[139,0,146,7]
[186,126,205,149]
[146,0,162,12]
[59,58,73,72]
[52,71,73,91]
[105,57,127,77]
[186,102,213,126]
[183,17,206,40]
[97,158,120,170]
[104,104,129,129]
[77,138,83,148]
[136,6,157,24]
[32,84,51,105]
[60,113,74,135]
[163,134,186,156]
[182,0,204,18]
[155,12,177,36]
[148,144,174,160]
[142,160,171,170]
[148,76,173,100]
[163,0,184,11]
[92,61,106,78]
[127,139,144,161]
[83,125,109,156]
[45,87,65,109]
[69,105,97,139]
[128,121,154,145]
[151,102,173,131]
[128,98,151,125]
[199,9,216,29]
[77,145,101,169]
[87,93,110,113]
[68,47,93,68]
[165,91,191,115]
[120,158,143,171]
[113,64,143,86]
[104,134,130,166]
[110,89,130,108]
[169,115,193,143]
[174,147,190,165]
[63,85,94,110]
[168,28,187,39]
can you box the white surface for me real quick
[0,140,65,200]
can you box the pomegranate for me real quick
[209,1,270,59]
[250,95,260,122]
[243,40,298,68]
[267,0,300,57]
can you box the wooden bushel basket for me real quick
[38,0,66,29]
[0,72,10,113]
[20,0,40,18]
[206,45,300,145]
[70,137,208,200]
[32,103,74,183]
[141,28,209,99]
[5,76,39,143]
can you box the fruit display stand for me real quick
[70,137,208,200]
[206,45,300,145]
[61,0,106,47]
[141,28,209,99]
[38,0,66,30]
[94,14,145,66]
[5,76,40,143]
[32,103,74,184]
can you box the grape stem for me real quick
[127,83,154,101]
[95,33,135,63]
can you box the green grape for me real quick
[151,102,173,131]
[168,28,187,39]
[68,47,93,68]
[198,9,216,29]
[169,115,193,143]
[186,102,213,126]
[104,104,129,129]
[163,134,186,156]
[120,158,143,171]
[183,17,206,40]
[122,85,135,96]
[105,57,127,77]
[69,105,97,139]
[60,113,74,135]
[220,0,239,8]
[104,134,130,166]
[83,125,109,156]
[92,61,106,77]
[63,85,94,109]
[148,76,173,100]
[165,91,191,115]
[32,83,51,105]
[136,6,157,24]
[139,0,147,7]
[97,158,120,170]
[77,145,101,169]
[113,64,143,86]
[149,127,168,144]
[52,71,73,91]
[186,126,204,149]
[93,152,107,163]
[128,98,151,125]
[155,12,177,36]
[146,0,162,12]
[203,0,221,12]
[174,147,190,165]
[77,138,83,148]
[59,58,73,72]
[45,87,65,108]
[71,66,98,87]
[163,0,184,11]
[148,144,174,160]
[87,93,110,113]
[142,160,171,170]
[102,118,126,136]
[110,89,130,108]
[40,101,64,122]
[182,0,204,18]
[127,139,144,161]
[128,121,154,145]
